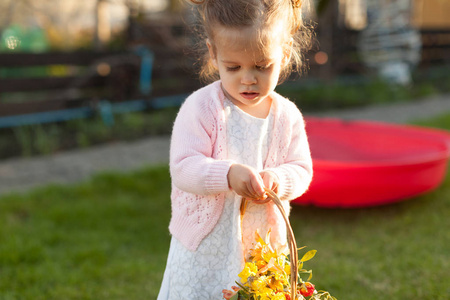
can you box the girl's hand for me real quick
[227,164,265,200]
[260,170,279,195]
[248,170,280,205]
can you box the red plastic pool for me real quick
[293,117,450,208]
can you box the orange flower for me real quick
[299,282,315,297]
[231,286,240,292]
[222,289,237,300]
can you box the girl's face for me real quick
[207,25,289,118]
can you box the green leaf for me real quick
[230,293,239,300]
[299,268,308,273]
[308,270,313,281]
[300,250,317,262]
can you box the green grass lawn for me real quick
[0,167,172,299]
[1,114,450,299]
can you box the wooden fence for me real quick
[0,45,200,128]
[0,25,448,129]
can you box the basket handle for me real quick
[240,190,299,299]
[264,188,299,300]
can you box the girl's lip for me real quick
[240,92,259,100]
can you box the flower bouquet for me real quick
[223,189,336,300]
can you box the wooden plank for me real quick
[0,51,126,67]
[0,50,178,68]
[0,98,91,116]
[0,76,108,92]
[0,107,93,128]
[0,48,198,128]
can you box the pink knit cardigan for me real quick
[169,81,313,251]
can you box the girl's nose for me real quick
[241,71,257,85]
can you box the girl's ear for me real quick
[282,38,294,67]
[206,39,218,69]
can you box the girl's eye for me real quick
[256,64,270,70]
[226,66,240,71]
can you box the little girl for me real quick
[158,0,313,298]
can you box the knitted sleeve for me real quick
[266,101,313,201]
[170,88,233,196]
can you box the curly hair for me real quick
[186,0,313,83]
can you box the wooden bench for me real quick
[0,45,199,128]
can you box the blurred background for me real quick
[1,2,450,299]
[0,0,449,158]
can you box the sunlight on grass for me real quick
[0,115,449,299]
[290,175,450,299]
[412,112,450,130]
[1,164,449,299]
[0,166,171,299]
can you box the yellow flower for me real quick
[228,230,335,300]
[238,262,258,283]
[250,242,264,260]
[252,231,278,263]
[272,292,287,300]
[258,257,285,278]
[284,263,291,276]
[268,275,285,291]
[250,276,268,291]
[274,269,289,285]
[261,245,277,263]
[255,286,274,300]
[255,258,266,269]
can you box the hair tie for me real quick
[292,0,302,8]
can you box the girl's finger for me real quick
[235,181,253,199]
[252,197,271,204]
[253,177,265,198]
[271,181,279,193]
[246,180,259,199]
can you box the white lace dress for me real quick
[158,99,283,299]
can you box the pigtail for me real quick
[281,0,315,81]
[290,0,307,34]
[291,0,302,8]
